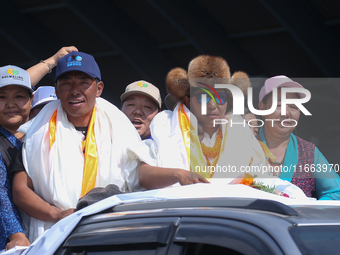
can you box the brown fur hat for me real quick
[166,67,190,102]
[230,71,251,96]
[166,55,250,102]
[188,55,231,79]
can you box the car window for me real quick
[290,225,340,255]
[55,217,179,255]
[67,244,160,255]
[56,211,284,255]
[181,243,243,255]
[168,217,283,255]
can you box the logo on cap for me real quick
[7,69,19,76]
[3,68,23,81]
[137,81,148,88]
[66,55,82,67]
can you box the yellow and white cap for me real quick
[120,80,161,108]
[0,65,32,92]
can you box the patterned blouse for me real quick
[0,125,24,250]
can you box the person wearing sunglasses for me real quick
[128,55,270,189]
[190,87,229,139]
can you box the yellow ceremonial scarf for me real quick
[178,104,227,179]
[258,141,276,162]
[49,108,98,197]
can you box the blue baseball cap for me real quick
[55,51,101,81]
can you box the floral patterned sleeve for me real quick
[0,154,24,250]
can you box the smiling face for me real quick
[190,88,228,136]
[55,71,104,127]
[121,94,159,139]
[0,85,33,133]
[259,88,300,136]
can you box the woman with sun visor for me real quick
[257,75,340,200]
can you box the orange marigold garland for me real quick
[200,128,222,158]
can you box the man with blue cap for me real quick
[11,50,142,242]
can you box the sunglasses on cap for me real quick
[195,92,228,105]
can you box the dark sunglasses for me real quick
[195,92,228,105]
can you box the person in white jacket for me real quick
[11,49,141,242]
[129,55,268,189]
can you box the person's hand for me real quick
[56,208,76,222]
[175,169,210,185]
[45,46,79,68]
[49,206,76,223]
[6,232,30,251]
[27,46,78,86]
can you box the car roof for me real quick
[79,197,340,225]
[25,185,340,255]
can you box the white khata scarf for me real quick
[21,97,141,241]
[128,103,268,186]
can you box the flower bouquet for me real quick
[230,173,306,199]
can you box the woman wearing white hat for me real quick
[0,65,32,251]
